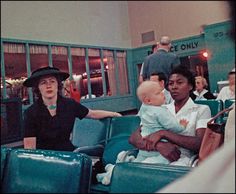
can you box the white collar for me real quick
[167,98,198,115]
[193,89,208,96]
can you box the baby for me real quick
[135,80,188,164]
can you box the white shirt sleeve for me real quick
[196,105,211,129]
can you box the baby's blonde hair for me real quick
[137,81,162,102]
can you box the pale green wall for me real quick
[204,21,235,92]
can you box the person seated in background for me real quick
[23,66,121,151]
[63,78,81,103]
[134,80,188,164]
[190,76,216,100]
[129,66,211,167]
[217,68,235,102]
[150,72,173,104]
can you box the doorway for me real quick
[180,51,210,91]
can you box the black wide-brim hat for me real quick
[23,66,69,87]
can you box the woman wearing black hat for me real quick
[23,66,121,151]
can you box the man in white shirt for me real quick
[217,68,235,102]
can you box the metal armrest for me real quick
[188,154,199,167]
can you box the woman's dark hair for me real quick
[33,75,63,98]
[169,65,196,90]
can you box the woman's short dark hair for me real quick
[33,75,63,98]
[170,65,196,90]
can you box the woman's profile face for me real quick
[38,75,58,99]
[168,74,193,101]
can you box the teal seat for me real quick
[224,99,235,109]
[103,115,141,165]
[223,99,235,120]
[72,117,111,157]
[194,99,223,117]
[110,162,191,193]
[1,147,11,181]
[2,149,92,193]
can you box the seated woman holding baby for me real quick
[129,66,211,166]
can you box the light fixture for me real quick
[202,51,208,58]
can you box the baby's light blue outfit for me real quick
[134,104,185,164]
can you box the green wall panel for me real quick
[204,21,235,92]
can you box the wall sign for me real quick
[170,41,199,52]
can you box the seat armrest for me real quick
[73,144,104,157]
[110,162,191,193]
[188,154,199,167]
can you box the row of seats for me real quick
[71,115,191,193]
[194,99,235,122]
[72,99,235,160]
[1,146,191,193]
[71,115,141,162]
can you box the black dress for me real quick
[24,95,89,151]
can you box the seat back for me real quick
[2,149,92,193]
[194,99,223,117]
[110,162,191,193]
[1,147,11,181]
[224,99,235,109]
[71,117,111,156]
[102,115,140,165]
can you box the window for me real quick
[52,46,69,73]
[2,43,29,104]
[71,47,87,96]
[29,44,49,72]
[116,51,129,95]
[87,48,103,98]
[103,50,116,96]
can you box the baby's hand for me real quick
[179,119,189,128]
[143,133,162,151]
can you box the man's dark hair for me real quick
[151,44,157,52]
[150,72,167,83]
[228,70,235,76]
[148,44,158,55]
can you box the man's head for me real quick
[159,36,172,51]
[228,68,235,87]
[152,42,160,53]
[150,72,167,89]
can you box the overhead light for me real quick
[202,51,208,58]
